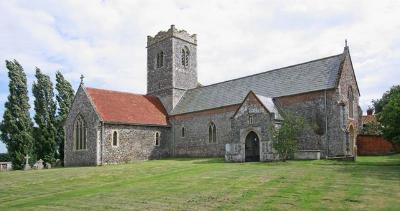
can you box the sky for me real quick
[0,0,400,153]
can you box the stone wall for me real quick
[102,124,170,164]
[336,50,361,156]
[64,86,100,166]
[276,90,339,158]
[170,106,238,157]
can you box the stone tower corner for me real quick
[146,25,198,113]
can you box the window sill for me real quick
[74,149,88,152]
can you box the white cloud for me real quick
[0,0,399,124]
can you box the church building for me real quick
[64,25,361,166]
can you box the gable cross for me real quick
[80,74,85,85]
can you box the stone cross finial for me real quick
[80,74,84,85]
[345,39,348,47]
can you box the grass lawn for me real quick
[0,154,399,210]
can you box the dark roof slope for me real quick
[86,87,168,126]
[171,53,344,115]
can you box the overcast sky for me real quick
[1,0,400,153]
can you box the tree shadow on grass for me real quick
[192,158,226,164]
[317,154,400,182]
[161,157,226,164]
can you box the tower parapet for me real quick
[147,25,197,47]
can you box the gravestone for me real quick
[45,162,51,169]
[23,154,31,170]
[0,162,12,171]
[55,159,61,167]
[34,159,44,170]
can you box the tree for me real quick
[373,85,400,113]
[0,60,34,169]
[361,121,383,136]
[32,68,57,163]
[270,112,305,161]
[55,71,74,163]
[377,87,400,144]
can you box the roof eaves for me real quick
[103,121,170,127]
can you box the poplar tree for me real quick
[55,71,74,163]
[0,60,34,169]
[32,68,57,163]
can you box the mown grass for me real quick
[0,154,399,210]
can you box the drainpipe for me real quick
[100,121,104,165]
[324,90,329,157]
[172,121,175,157]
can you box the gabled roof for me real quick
[85,87,168,126]
[232,91,283,120]
[255,94,283,120]
[171,52,344,115]
[362,115,377,125]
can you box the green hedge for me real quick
[0,153,10,162]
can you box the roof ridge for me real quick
[86,87,149,97]
[191,53,343,91]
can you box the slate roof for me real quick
[255,94,283,120]
[171,53,344,115]
[86,87,168,126]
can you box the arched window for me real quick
[155,132,160,146]
[348,86,354,118]
[112,131,118,147]
[208,122,217,143]
[156,51,164,68]
[74,115,87,150]
[181,47,189,67]
[181,127,185,137]
[248,115,254,125]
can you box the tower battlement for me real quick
[147,25,197,47]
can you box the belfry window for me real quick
[208,122,217,143]
[156,51,164,68]
[155,132,160,146]
[348,86,354,118]
[181,47,189,67]
[74,115,87,150]
[112,131,118,147]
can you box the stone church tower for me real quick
[147,25,198,113]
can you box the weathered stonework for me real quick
[102,124,170,164]
[170,108,235,157]
[276,90,337,158]
[228,93,279,162]
[147,25,197,113]
[336,48,361,156]
[64,86,100,166]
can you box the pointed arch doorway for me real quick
[245,131,260,162]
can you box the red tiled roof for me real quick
[362,115,377,124]
[85,87,168,126]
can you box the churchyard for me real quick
[0,154,399,210]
